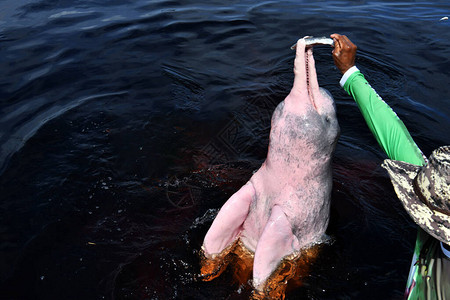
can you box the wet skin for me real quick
[202,38,340,291]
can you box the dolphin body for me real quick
[201,38,340,295]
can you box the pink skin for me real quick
[202,38,340,290]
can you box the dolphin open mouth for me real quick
[291,36,335,112]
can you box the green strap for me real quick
[343,71,425,166]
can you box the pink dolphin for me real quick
[201,38,340,294]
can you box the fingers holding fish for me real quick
[330,33,357,74]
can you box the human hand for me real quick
[330,34,357,74]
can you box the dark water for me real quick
[1,0,449,299]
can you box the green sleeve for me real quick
[343,71,425,166]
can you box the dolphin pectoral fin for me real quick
[200,182,255,281]
[252,205,297,292]
[252,244,322,299]
[202,182,255,256]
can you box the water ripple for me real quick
[0,91,128,174]
[0,0,449,298]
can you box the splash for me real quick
[200,239,322,299]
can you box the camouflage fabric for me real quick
[382,147,450,245]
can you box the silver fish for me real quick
[290,36,334,50]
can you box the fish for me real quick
[290,36,334,50]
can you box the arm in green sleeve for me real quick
[343,70,425,166]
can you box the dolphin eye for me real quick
[325,116,330,123]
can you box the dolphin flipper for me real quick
[203,182,255,256]
[253,205,299,290]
